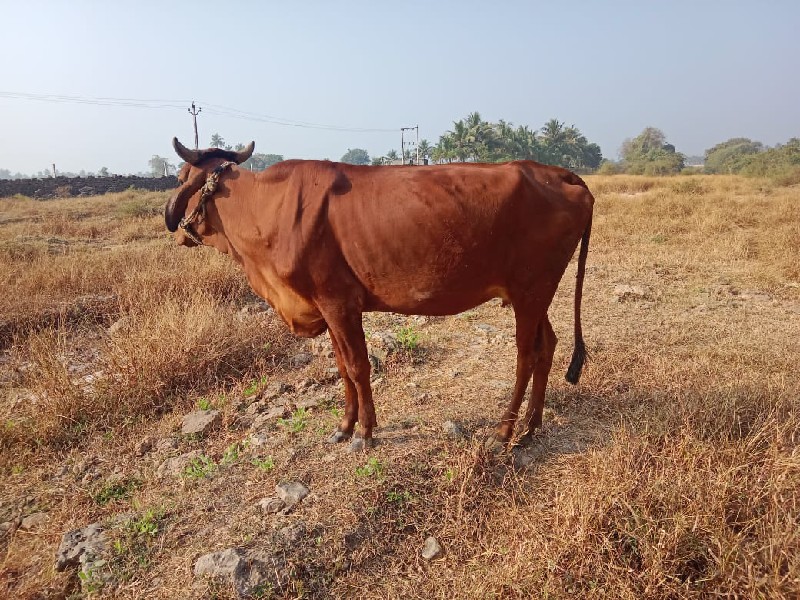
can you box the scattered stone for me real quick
[295,397,319,410]
[263,381,293,401]
[245,400,267,416]
[248,431,271,447]
[20,512,48,530]
[258,497,286,514]
[181,410,221,436]
[289,352,313,368]
[368,353,382,374]
[277,522,306,545]
[251,406,288,431]
[106,316,130,338]
[368,331,398,363]
[474,323,498,337]
[156,437,178,452]
[81,469,101,485]
[134,436,154,457]
[156,450,201,479]
[53,464,70,478]
[613,284,650,303]
[309,335,335,358]
[442,420,468,440]
[275,481,309,509]
[298,378,314,391]
[511,447,537,470]
[327,367,341,380]
[55,522,107,572]
[193,547,288,598]
[237,301,270,316]
[421,536,443,560]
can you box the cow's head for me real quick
[165,137,254,248]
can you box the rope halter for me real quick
[178,161,235,245]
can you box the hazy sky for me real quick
[1,1,798,175]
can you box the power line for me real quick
[0,90,397,133]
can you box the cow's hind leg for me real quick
[521,315,557,441]
[327,331,358,444]
[494,306,542,446]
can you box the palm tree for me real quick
[540,119,567,165]
[417,139,432,162]
[209,133,226,149]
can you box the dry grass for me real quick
[0,176,798,599]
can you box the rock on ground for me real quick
[194,547,289,597]
[181,410,221,436]
[20,512,48,530]
[421,536,443,560]
[442,420,468,440]
[55,522,108,572]
[258,497,286,514]
[275,481,309,509]
[613,284,651,303]
[156,450,202,479]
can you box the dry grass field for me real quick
[0,174,798,599]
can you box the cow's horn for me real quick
[173,137,201,165]
[234,141,255,164]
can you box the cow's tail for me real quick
[565,212,592,384]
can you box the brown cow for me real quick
[165,138,593,451]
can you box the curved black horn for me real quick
[173,137,201,165]
[234,141,255,164]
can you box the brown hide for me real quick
[167,155,594,448]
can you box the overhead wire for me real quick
[0,90,396,133]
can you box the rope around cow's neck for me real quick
[178,160,235,245]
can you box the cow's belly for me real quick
[364,283,507,316]
[247,269,328,338]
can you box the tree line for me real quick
[2,122,797,180]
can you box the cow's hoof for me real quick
[483,434,508,455]
[327,430,352,444]
[348,436,376,453]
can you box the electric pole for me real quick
[188,101,202,149]
[401,126,420,165]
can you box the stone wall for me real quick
[0,175,178,199]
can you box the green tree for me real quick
[739,138,800,177]
[621,127,685,175]
[340,148,371,165]
[704,138,764,174]
[148,155,175,177]
[244,153,283,171]
[209,133,226,149]
[417,139,432,162]
[97,166,110,177]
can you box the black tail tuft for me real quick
[565,338,586,384]
[565,209,592,385]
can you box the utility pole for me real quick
[415,124,419,165]
[188,101,202,149]
[401,126,420,165]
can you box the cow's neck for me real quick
[211,171,326,337]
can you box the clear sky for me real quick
[1,1,798,175]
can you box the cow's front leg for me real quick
[321,306,377,451]
[327,330,357,443]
